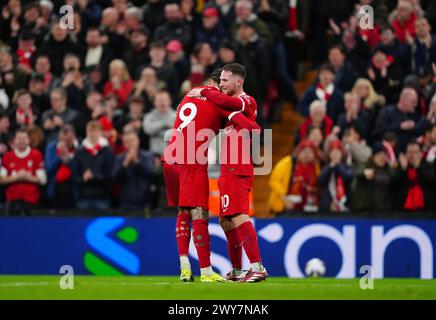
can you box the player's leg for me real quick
[179,166,228,282]
[230,213,268,282]
[218,175,244,279]
[163,162,193,281]
[229,213,268,282]
[220,216,243,280]
[220,174,267,282]
[176,207,193,282]
[190,207,228,283]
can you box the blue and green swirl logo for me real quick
[84,218,140,275]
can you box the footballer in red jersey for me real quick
[0,128,46,214]
[190,64,268,283]
[162,69,259,283]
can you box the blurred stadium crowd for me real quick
[0,0,435,215]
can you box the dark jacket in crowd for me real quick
[195,23,228,53]
[111,150,155,210]
[44,140,75,202]
[154,21,193,50]
[298,84,345,123]
[334,62,359,92]
[41,108,83,143]
[123,47,150,80]
[72,143,115,201]
[352,161,395,212]
[337,109,372,141]
[37,35,78,77]
[369,61,403,105]
[142,0,167,36]
[235,36,270,105]
[318,163,354,212]
[374,105,427,152]
[378,40,411,75]
[257,0,288,43]
[80,45,114,81]
[392,161,435,211]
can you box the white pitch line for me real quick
[0,282,51,287]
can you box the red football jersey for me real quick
[1,148,44,204]
[163,86,232,167]
[200,89,258,176]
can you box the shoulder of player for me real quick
[239,93,256,103]
[239,93,257,109]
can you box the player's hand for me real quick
[187,88,203,97]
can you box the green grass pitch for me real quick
[0,276,435,300]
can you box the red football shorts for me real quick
[163,162,209,210]
[218,173,253,217]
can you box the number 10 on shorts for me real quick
[221,194,230,212]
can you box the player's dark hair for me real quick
[208,68,222,84]
[222,63,247,80]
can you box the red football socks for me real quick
[192,219,211,268]
[225,228,243,269]
[237,221,262,264]
[175,212,191,257]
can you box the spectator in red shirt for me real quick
[103,59,134,109]
[0,127,46,215]
[391,0,417,44]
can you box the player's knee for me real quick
[232,213,250,228]
[221,216,237,232]
[178,208,191,216]
[190,207,209,221]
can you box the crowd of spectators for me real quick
[269,0,436,214]
[0,0,435,215]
